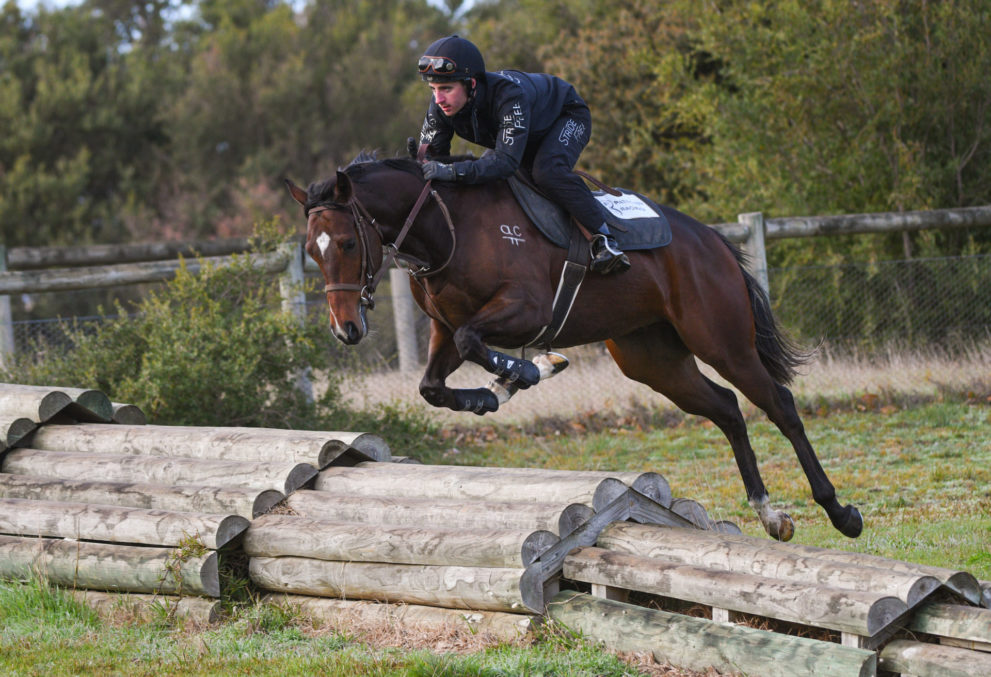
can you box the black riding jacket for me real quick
[419,70,587,184]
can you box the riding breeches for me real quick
[525,104,608,231]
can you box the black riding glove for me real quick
[406,137,418,158]
[422,161,456,182]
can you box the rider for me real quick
[415,35,630,274]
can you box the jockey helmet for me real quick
[418,35,485,82]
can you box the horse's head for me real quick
[286,171,383,345]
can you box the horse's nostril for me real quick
[344,321,361,344]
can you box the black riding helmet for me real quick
[418,35,485,82]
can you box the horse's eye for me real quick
[343,239,357,252]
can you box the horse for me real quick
[286,152,863,542]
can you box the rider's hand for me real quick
[406,137,418,158]
[422,161,456,182]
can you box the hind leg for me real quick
[608,323,796,541]
[707,353,863,538]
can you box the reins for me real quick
[308,178,457,309]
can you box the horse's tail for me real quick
[716,232,812,385]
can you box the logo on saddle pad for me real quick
[595,193,658,221]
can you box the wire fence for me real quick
[7,252,991,424]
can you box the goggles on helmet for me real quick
[418,55,458,76]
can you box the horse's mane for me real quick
[304,150,476,209]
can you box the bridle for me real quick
[307,179,456,309]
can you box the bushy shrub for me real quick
[5,232,360,431]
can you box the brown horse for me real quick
[286,152,862,542]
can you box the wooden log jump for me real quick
[547,591,877,677]
[249,557,526,612]
[1,448,317,495]
[0,534,219,596]
[880,639,991,676]
[71,590,222,624]
[244,514,557,568]
[264,593,533,642]
[28,424,390,467]
[0,474,283,519]
[0,497,248,550]
[597,522,942,607]
[564,546,907,637]
[0,384,113,422]
[286,490,566,533]
[315,462,664,505]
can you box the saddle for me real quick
[507,172,673,250]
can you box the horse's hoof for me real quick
[768,513,795,542]
[833,504,863,538]
[533,352,570,380]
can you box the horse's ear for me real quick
[334,170,352,203]
[285,179,307,207]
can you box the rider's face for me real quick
[429,80,474,117]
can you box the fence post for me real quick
[738,212,770,295]
[390,267,420,371]
[278,241,313,403]
[0,245,14,370]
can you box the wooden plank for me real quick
[1,448,317,495]
[0,534,219,596]
[7,237,253,270]
[879,639,991,677]
[29,423,387,467]
[249,557,526,612]
[70,590,222,624]
[908,603,991,647]
[546,591,877,677]
[0,474,282,519]
[565,546,906,637]
[765,204,991,240]
[0,497,249,549]
[598,522,943,607]
[285,490,563,533]
[315,463,647,504]
[245,514,558,567]
[263,593,534,642]
[0,250,289,294]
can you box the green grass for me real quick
[0,580,643,676]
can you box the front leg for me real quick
[453,324,540,389]
[419,320,500,415]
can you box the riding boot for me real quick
[590,226,631,274]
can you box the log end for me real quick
[521,530,560,566]
[592,478,629,512]
[631,472,672,508]
[216,515,252,549]
[72,391,114,422]
[558,503,594,538]
[283,463,319,495]
[111,403,147,425]
[37,391,72,421]
[251,489,286,517]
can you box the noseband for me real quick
[308,180,456,309]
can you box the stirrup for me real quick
[591,235,631,274]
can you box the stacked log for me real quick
[245,461,699,615]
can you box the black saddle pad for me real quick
[507,175,673,250]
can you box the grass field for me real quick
[2,393,988,676]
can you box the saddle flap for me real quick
[507,174,672,251]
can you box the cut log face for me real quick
[0,389,71,422]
